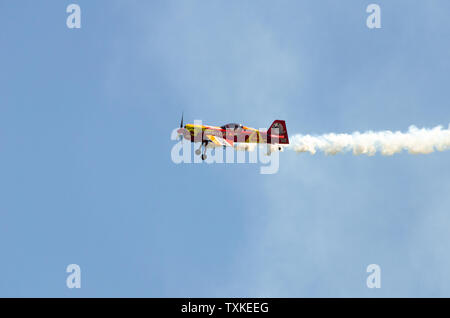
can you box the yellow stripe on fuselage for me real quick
[184,123,266,144]
[184,124,222,136]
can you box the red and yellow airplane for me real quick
[176,114,289,160]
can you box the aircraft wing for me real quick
[206,135,234,147]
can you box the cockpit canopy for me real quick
[221,123,243,130]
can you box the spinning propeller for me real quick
[179,112,184,141]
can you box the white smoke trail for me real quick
[290,125,450,156]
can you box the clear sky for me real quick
[1,0,450,297]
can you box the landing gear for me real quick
[200,141,208,160]
[197,141,208,160]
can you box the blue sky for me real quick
[1,0,450,297]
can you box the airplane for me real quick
[176,114,289,160]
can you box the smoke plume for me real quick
[290,125,450,156]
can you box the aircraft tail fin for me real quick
[268,120,289,144]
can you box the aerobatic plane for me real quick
[176,114,289,160]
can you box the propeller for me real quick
[178,112,184,141]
